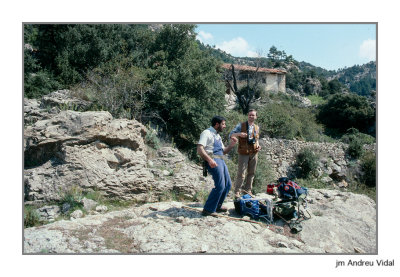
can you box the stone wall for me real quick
[259,137,376,184]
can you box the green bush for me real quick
[341,128,375,145]
[295,148,320,178]
[145,125,161,150]
[307,95,327,106]
[24,70,62,99]
[343,128,373,159]
[59,186,84,213]
[317,93,375,134]
[24,206,41,228]
[347,137,364,159]
[360,151,376,187]
[257,102,325,141]
[74,61,150,120]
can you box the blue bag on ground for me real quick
[234,194,272,221]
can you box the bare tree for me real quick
[223,51,264,114]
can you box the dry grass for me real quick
[68,216,142,253]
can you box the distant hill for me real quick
[199,41,376,97]
[329,62,376,97]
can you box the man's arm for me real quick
[229,123,247,139]
[255,127,261,152]
[197,144,217,168]
[223,136,238,155]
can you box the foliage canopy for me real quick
[317,93,375,135]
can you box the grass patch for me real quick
[24,205,41,228]
[294,178,331,190]
[346,182,376,202]
[295,177,376,202]
[193,189,209,204]
[96,216,141,253]
[158,189,189,202]
[307,95,327,106]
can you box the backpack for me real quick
[277,177,308,200]
[274,201,298,220]
[234,194,273,222]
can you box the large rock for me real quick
[300,189,376,253]
[24,95,213,204]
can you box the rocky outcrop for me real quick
[24,189,376,254]
[285,89,312,107]
[24,92,213,204]
[304,77,322,95]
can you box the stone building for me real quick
[222,63,287,94]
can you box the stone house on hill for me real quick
[221,63,287,94]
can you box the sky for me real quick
[195,24,376,71]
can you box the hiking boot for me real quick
[201,209,218,217]
[216,206,228,213]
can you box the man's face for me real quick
[216,120,226,133]
[248,111,257,123]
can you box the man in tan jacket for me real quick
[229,109,261,198]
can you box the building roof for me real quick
[221,63,286,74]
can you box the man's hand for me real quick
[233,132,247,138]
[229,136,238,146]
[197,144,218,168]
[208,159,218,168]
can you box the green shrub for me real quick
[193,189,210,204]
[317,93,375,134]
[360,151,376,188]
[257,103,299,139]
[24,70,61,99]
[341,128,375,145]
[307,95,327,106]
[145,125,161,150]
[74,62,150,120]
[295,148,320,178]
[84,190,104,203]
[347,138,364,159]
[24,206,41,228]
[59,186,84,212]
[257,102,325,141]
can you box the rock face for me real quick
[24,92,213,204]
[24,189,376,254]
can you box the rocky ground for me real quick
[24,189,376,254]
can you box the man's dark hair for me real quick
[248,109,257,115]
[211,115,226,127]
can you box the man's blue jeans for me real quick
[203,158,232,213]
